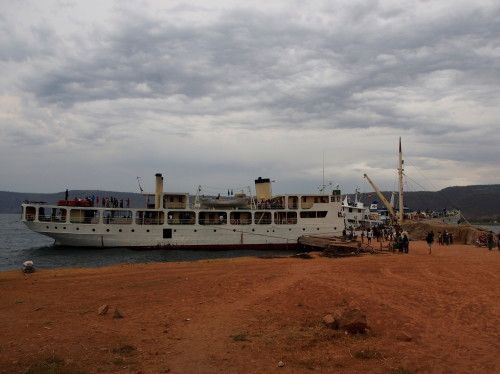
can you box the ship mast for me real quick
[398,137,404,224]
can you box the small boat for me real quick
[341,189,385,228]
[199,196,249,208]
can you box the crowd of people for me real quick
[343,224,410,253]
[64,190,131,209]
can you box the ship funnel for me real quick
[155,173,163,209]
[255,177,272,201]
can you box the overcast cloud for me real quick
[1,0,499,196]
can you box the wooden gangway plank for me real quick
[298,235,358,251]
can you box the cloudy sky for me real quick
[1,0,499,196]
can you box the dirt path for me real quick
[0,241,499,373]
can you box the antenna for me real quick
[136,177,143,193]
[322,148,325,189]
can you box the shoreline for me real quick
[1,240,499,373]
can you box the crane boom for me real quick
[363,173,397,223]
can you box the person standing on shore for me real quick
[367,229,373,244]
[487,231,494,251]
[426,231,434,254]
[497,231,500,250]
[402,233,409,254]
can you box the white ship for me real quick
[21,175,345,249]
[341,189,386,228]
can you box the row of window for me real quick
[26,207,330,226]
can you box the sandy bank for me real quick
[1,241,499,373]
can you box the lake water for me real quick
[0,214,299,271]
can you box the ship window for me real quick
[300,211,316,218]
[163,229,172,239]
[274,211,297,224]
[135,211,165,225]
[103,210,132,224]
[25,206,36,221]
[69,209,99,224]
[254,211,271,224]
[300,211,327,219]
[230,212,251,225]
[168,211,195,225]
[47,208,68,223]
[199,211,226,225]
[38,207,48,221]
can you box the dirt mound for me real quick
[402,222,493,244]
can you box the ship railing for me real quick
[276,218,298,224]
[229,219,252,225]
[255,219,272,224]
[167,202,186,209]
[255,203,285,210]
[39,215,69,223]
[135,218,165,225]
[69,217,97,224]
[104,217,133,225]
[167,219,195,225]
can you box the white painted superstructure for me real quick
[21,175,345,249]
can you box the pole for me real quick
[398,137,404,224]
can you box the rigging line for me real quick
[404,172,461,210]
[403,173,430,192]
[401,152,440,192]
[401,152,462,210]
[403,175,431,209]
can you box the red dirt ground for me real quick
[0,241,499,374]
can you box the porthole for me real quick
[131,229,135,232]
[194,229,197,232]
[46,226,49,229]
[63,227,66,230]
[233,229,236,232]
[214,229,217,232]
[317,228,320,230]
[119,229,122,232]
[147,229,150,232]
[55,226,58,229]
[92,229,96,232]
[106,229,110,232]
[303,228,305,231]
[252,229,255,232]
[76,227,79,231]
